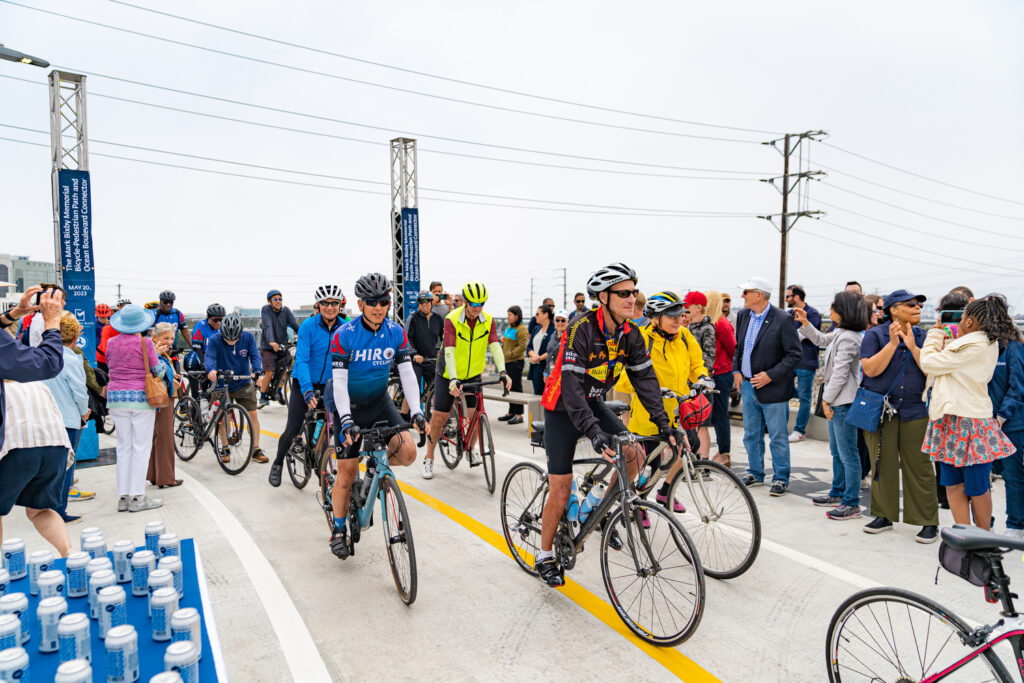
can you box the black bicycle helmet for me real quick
[586,263,637,300]
[644,291,684,318]
[221,313,243,341]
[206,303,226,318]
[353,273,391,300]
[416,290,434,304]
[158,289,176,303]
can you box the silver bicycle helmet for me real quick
[586,262,637,300]
[313,284,345,303]
[353,273,391,300]
[644,291,684,318]
[220,313,243,341]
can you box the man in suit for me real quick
[732,277,803,496]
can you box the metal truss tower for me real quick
[390,138,418,322]
[49,70,89,286]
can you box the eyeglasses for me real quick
[466,301,484,308]
[609,289,639,299]
[321,300,342,308]
[362,297,390,308]
[271,297,282,302]
[897,301,922,308]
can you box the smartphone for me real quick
[33,287,53,306]
[939,310,963,324]
[438,293,448,301]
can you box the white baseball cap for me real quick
[553,309,569,320]
[739,276,773,294]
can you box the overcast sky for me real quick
[2,0,1022,316]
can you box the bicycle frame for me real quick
[440,379,501,449]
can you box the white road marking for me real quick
[181,471,333,682]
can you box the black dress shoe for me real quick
[498,414,513,422]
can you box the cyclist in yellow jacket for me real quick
[616,291,715,510]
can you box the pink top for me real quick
[106,333,160,392]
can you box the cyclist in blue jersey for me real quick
[154,290,188,348]
[269,284,348,487]
[204,314,268,463]
[189,303,225,401]
[328,273,426,559]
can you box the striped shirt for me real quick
[0,381,72,459]
[740,305,771,379]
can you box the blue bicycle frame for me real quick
[354,447,393,530]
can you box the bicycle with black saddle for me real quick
[172,370,254,474]
[826,524,1024,681]
[500,431,706,646]
[262,341,295,408]
[284,389,331,489]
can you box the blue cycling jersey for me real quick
[331,316,412,404]
[155,308,186,330]
[191,319,216,357]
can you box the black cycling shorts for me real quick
[431,372,481,414]
[543,401,626,476]
[333,394,407,460]
[412,360,435,387]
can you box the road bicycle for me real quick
[317,422,425,605]
[284,390,332,489]
[261,341,295,408]
[826,524,1024,682]
[436,378,506,494]
[172,370,255,475]
[500,431,706,646]
[387,363,435,422]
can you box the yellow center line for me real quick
[260,428,720,682]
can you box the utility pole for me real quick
[561,268,567,309]
[116,283,121,300]
[389,138,418,323]
[759,130,827,307]
[529,278,535,312]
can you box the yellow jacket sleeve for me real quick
[615,369,635,395]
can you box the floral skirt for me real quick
[105,389,154,412]
[923,415,1016,467]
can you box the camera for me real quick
[33,284,56,306]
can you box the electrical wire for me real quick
[2,1,765,144]
[109,0,783,136]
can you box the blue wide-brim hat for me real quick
[111,304,156,334]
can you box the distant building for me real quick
[0,253,56,298]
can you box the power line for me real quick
[109,0,783,137]
[821,141,1024,207]
[0,72,768,179]
[2,1,764,145]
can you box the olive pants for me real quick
[862,417,938,526]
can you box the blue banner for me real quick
[401,208,420,316]
[57,168,98,460]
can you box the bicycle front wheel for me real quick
[826,587,1011,682]
[666,459,761,579]
[213,403,254,475]
[278,371,291,406]
[286,438,312,489]
[380,474,417,605]
[477,414,496,494]
[499,462,547,577]
[601,500,705,646]
[172,397,203,461]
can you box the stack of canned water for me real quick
[0,522,206,682]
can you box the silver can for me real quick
[150,587,179,642]
[98,585,127,639]
[0,568,8,598]
[150,672,183,682]
[0,539,25,580]
[0,593,29,645]
[27,549,53,596]
[57,612,91,663]
[130,550,156,597]
[88,569,116,620]
[79,527,102,547]
[0,646,29,682]
[157,533,180,559]
[148,569,174,617]
[145,521,166,554]
[65,552,91,598]
[158,556,184,599]
[0,614,19,651]
[105,624,139,683]
[38,568,66,600]
[82,534,107,560]
[36,595,68,653]
[163,640,198,682]
[54,658,93,683]
[112,540,135,584]
[170,607,201,660]
[86,557,114,582]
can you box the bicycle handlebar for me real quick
[459,378,509,396]
[350,422,427,449]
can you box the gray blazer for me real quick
[798,325,862,407]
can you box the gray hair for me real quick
[153,322,177,339]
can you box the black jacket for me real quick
[260,305,300,350]
[732,304,802,404]
[527,324,557,381]
[404,309,444,363]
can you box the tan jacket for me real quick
[920,329,997,420]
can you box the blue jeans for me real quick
[741,380,791,484]
[1003,429,1024,530]
[711,373,733,454]
[827,404,861,506]
[794,368,816,435]
[57,427,81,519]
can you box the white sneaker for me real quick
[1003,528,1024,539]
[788,431,806,443]
[468,451,483,466]
[422,459,434,480]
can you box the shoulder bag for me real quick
[845,352,910,432]
[142,336,170,408]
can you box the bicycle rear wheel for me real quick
[600,500,705,646]
[172,397,203,461]
[286,436,312,489]
[438,414,462,470]
[421,383,434,423]
[477,414,496,494]
[499,462,547,577]
[213,403,254,475]
[826,587,1010,682]
[380,474,417,605]
[277,371,291,406]
[318,447,338,534]
[666,459,761,579]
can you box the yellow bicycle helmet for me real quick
[144,301,160,310]
[462,281,488,304]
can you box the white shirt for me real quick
[0,381,73,459]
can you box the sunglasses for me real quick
[271,297,282,302]
[574,299,584,304]
[609,289,640,299]
[210,318,223,323]
[467,301,484,308]
[321,300,343,307]
[897,300,922,308]
[723,298,731,302]
[362,297,390,308]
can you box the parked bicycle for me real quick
[172,370,255,475]
[317,422,426,605]
[436,378,505,494]
[284,390,331,489]
[826,524,1024,682]
[261,341,295,408]
[500,431,706,646]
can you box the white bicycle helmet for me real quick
[314,284,345,303]
[586,262,637,300]
[644,291,684,317]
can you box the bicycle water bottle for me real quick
[566,480,581,523]
[312,419,324,442]
[578,484,606,525]
[207,399,220,420]
[637,465,654,490]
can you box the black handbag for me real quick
[846,353,911,433]
[813,384,827,418]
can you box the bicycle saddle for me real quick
[941,524,1024,553]
[605,400,629,415]
[531,421,545,433]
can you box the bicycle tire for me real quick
[286,436,312,489]
[438,413,462,470]
[421,383,434,423]
[380,474,417,605]
[172,397,203,461]
[477,414,496,495]
[600,500,705,647]
[499,462,547,577]
[826,586,1011,682]
[278,371,291,406]
[666,459,761,579]
[318,447,338,534]
[213,403,254,475]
